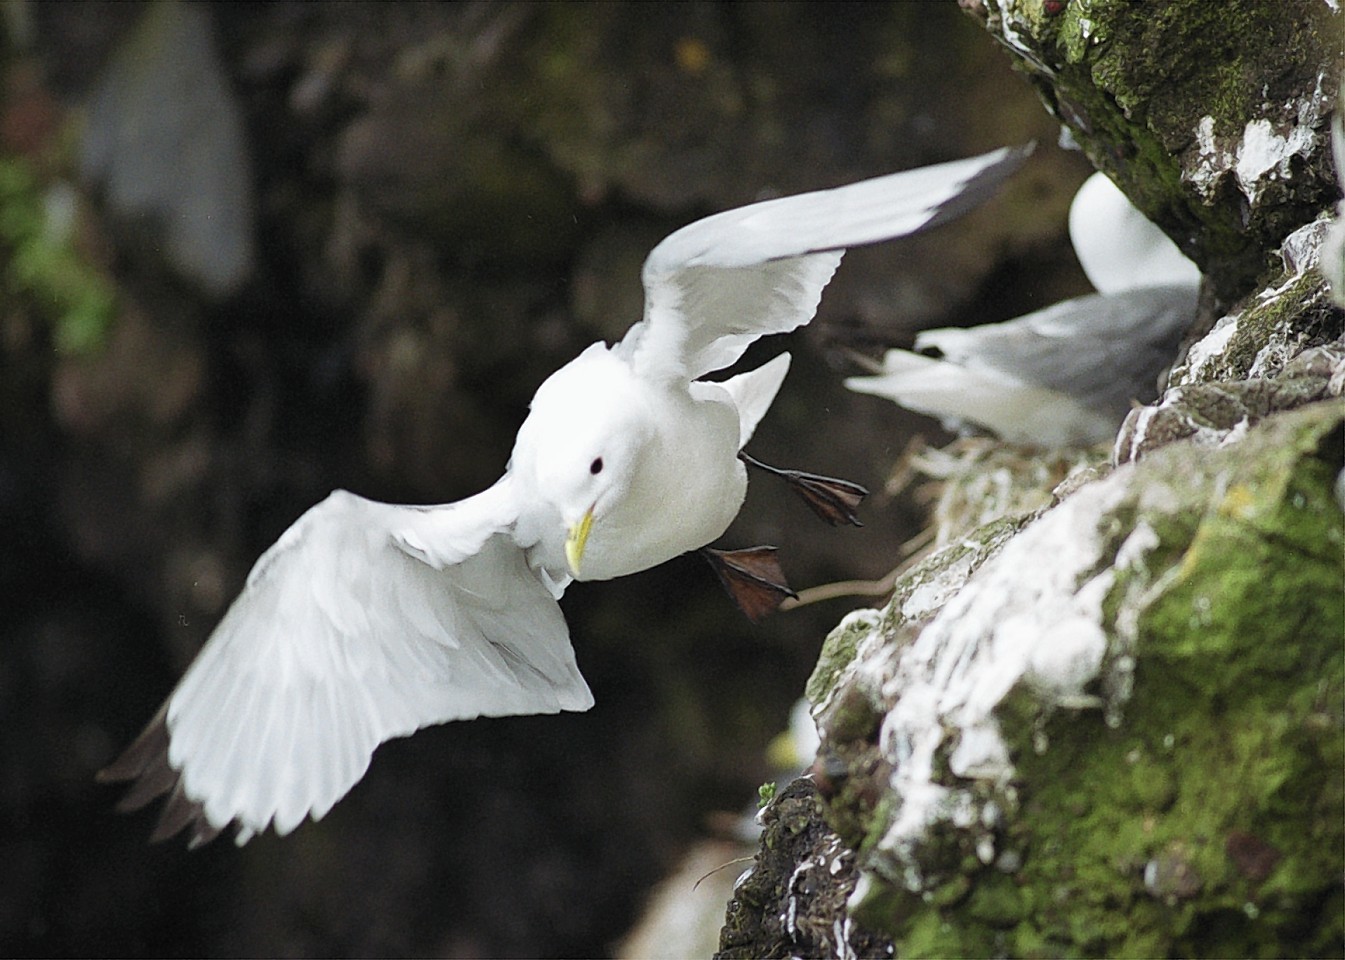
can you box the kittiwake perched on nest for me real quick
[845,171,1202,447]
[99,144,1033,847]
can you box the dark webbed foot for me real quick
[702,546,798,622]
[739,452,868,527]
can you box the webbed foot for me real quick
[702,546,798,622]
[739,452,867,527]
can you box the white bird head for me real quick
[511,345,656,577]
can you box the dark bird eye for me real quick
[590,457,604,475]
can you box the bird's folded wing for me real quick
[915,285,1198,415]
[845,350,1116,447]
[622,144,1033,382]
[99,487,592,847]
[694,351,792,448]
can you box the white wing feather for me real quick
[124,486,591,844]
[621,145,1033,381]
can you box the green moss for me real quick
[1145,474,1341,686]
[852,792,895,857]
[847,871,908,932]
[805,610,877,707]
[0,157,116,354]
[1208,269,1336,382]
[984,0,1342,300]
[1006,406,1344,956]
[899,908,984,959]
[1122,747,1178,812]
[832,404,1344,957]
[1044,51,1252,288]
[815,743,895,856]
[1068,2,1281,137]
[966,873,1026,927]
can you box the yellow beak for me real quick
[565,508,595,576]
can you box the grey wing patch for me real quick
[917,285,1198,419]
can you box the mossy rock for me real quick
[826,400,1344,958]
[969,0,1342,302]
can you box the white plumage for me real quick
[845,170,1202,446]
[1068,172,1202,294]
[100,144,1032,846]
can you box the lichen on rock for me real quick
[1117,219,1344,463]
[778,398,1343,959]
[972,0,1342,301]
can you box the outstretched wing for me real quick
[620,144,1034,382]
[98,484,592,847]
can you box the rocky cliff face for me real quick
[719,2,1344,956]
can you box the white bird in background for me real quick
[1319,101,1345,309]
[1067,171,1201,294]
[100,144,1033,847]
[845,171,1203,447]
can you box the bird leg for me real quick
[739,452,868,527]
[702,546,797,623]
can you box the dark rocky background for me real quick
[0,2,1088,956]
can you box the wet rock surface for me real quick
[718,779,892,960]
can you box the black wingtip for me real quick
[919,140,1036,235]
[97,704,167,779]
[149,780,210,844]
[98,704,228,849]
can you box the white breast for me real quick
[576,382,745,582]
